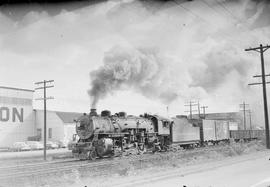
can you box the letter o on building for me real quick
[0,107,9,122]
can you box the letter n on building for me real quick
[12,108,23,122]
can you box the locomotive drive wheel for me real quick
[96,146,104,158]
[88,150,97,160]
[138,144,146,155]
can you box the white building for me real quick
[0,86,82,148]
[0,86,35,147]
[34,110,82,143]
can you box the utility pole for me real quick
[239,102,249,130]
[200,106,208,119]
[35,80,54,160]
[184,101,197,119]
[248,110,252,130]
[194,101,202,119]
[196,101,201,118]
[246,44,270,149]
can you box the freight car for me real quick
[189,119,264,144]
[230,130,265,141]
[201,119,230,144]
[72,109,172,160]
[171,117,230,146]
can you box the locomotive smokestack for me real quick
[90,108,97,116]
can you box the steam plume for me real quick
[88,46,181,108]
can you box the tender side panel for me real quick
[172,118,200,144]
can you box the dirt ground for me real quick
[0,140,267,187]
[0,148,72,166]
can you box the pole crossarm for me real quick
[35,97,54,100]
[248,82,270,86]
[184,110,197,112]
[253,74,270,78]
[240,104,249,106]
[35,80,54,85]
[245,45,270,52]
[35,85,54,90]
[184,101,200,119]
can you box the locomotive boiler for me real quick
[72,109,172,160]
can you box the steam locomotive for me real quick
[72,109,172,160]
[72,109,266,160]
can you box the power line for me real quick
[172,0,211,25]
[200,106,208,119]
[214,0,238,20]
[184,101,198,119]
[213,0,249,31]
[171,0,244,43]
[34,80,54,160]
[201,0,228,20]
[246,44,270,149]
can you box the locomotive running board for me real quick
[94,133,127,137]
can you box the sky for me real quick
[0,0,270,125]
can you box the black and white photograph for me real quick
[0,0,270,186]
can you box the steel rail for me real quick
[0,145,228,180]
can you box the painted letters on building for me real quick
[0,107,24,122]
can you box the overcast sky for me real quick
[0,0,270,121]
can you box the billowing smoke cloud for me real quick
[88,46,182,108]
[87,0,270,109]
[190,42,254,92]
[0,0,270,121]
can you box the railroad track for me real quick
[0,145,228,181]
[0,158,115,180]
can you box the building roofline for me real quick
[33,109,83,114]
[0,86,34,92]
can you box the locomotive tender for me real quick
[72,109,172,160]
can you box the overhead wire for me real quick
[213,0,250,30]
[172,0,211,24]
[215,0,239,20]
[201,0,229,20]
[197,0,251,43]
[171,0,245,43]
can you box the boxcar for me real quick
[202,120,230,142]
[229,122,239,130]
